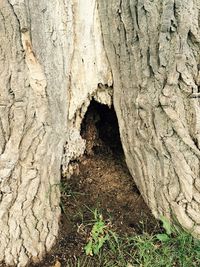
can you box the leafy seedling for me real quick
[156,216,172,242]
[85,210,110,256]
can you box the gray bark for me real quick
[0,0,111,266]
[1,0,200,266]
[97,0,200,236]
[0,1,68,265]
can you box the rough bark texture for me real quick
[1,0,200,266]
[0,1,68,265]
[97,0,200,237]
[0,0,111,266]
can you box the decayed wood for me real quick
[1,0,200,266]
[0,0,111,266]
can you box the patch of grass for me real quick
[74,210,200,267]
[128,226,200,267]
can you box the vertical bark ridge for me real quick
[98,0,200,237]
[0,1,67,265]
[0,0,113,265]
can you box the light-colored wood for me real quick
[0,0,111,265]
[1,0,200,266]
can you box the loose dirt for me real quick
[32,151,158,267]
[32,101,159,267]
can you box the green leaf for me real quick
[156,233,170,242]
[160,216,172,235]
[85,240,93,256]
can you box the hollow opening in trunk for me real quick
[61,99,157,235]
[37,99,159,266]
[80,99,123,156]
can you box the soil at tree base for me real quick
[30,147,159,267]
[0,101,159,267]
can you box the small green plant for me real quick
[84,209,118,256]
[156,216,172,242]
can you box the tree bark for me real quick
[1,0,200,266]
[0,0,111,266]
[97,0,200,236]
[0,1,67,265]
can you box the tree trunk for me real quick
[0,1,66,265]
[1,0,200,266]
[97,0,200,236]
[0,0,111,266]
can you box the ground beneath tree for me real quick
[31,101,159,267]
[0,101,160,267]
[32,149,159,267]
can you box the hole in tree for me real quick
[72,99,157,233]
[50,99,160,266]
[80,99,123,156]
